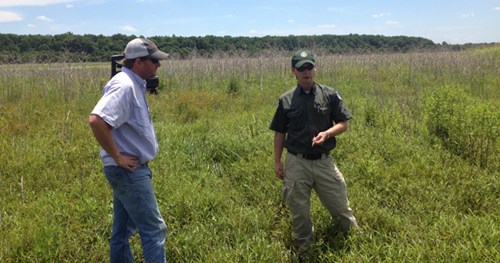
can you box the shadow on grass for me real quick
[299,223,356,263]
[284,223,356,263]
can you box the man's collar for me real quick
[122,67,147,90]
[297,83,317,95]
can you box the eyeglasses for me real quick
[296,64,314,72]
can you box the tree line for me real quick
[0,32,487,63]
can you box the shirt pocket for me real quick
[314,104,332,127]
[129,104,151,135]
[287,108,304,131]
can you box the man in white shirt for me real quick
[89,38,168,263]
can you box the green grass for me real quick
[1,47,499,262]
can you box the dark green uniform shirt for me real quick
[269,83,352,154]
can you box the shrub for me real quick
[424,86,499,170]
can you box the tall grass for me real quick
[1,46,499,262]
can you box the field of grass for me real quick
[1,47,499,262]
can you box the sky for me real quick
[0,0,499,44]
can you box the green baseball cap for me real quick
[291,49,315,68]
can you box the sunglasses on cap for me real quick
[296,63,314,72]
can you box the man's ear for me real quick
[133,58,147,71]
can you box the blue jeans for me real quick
[104,165,167,263]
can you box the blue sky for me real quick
[1,0,499,44]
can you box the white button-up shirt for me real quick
[91,67,158,166]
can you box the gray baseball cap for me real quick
[124,38,169,60]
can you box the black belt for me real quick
[287,150,327,160]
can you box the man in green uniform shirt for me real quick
[269,49,358,259]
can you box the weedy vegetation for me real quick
[0,46,499,262]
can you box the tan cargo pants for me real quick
[282,152,357,253]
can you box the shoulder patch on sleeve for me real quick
[336,92,343,101]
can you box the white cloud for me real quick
[249,29,257,34]
[287,19,294,23]
[385,20,400,25]
[226,14,235,18]
[0,11,22,22]
[317,24,336,29]
[66,4,74,8]
[461,13,475,18]
[120,25,138,32]
[0,0,74,7]
[36,15,54,22]
[494,7,500,11]
[372,13,391,18]
[27,23,36,27]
